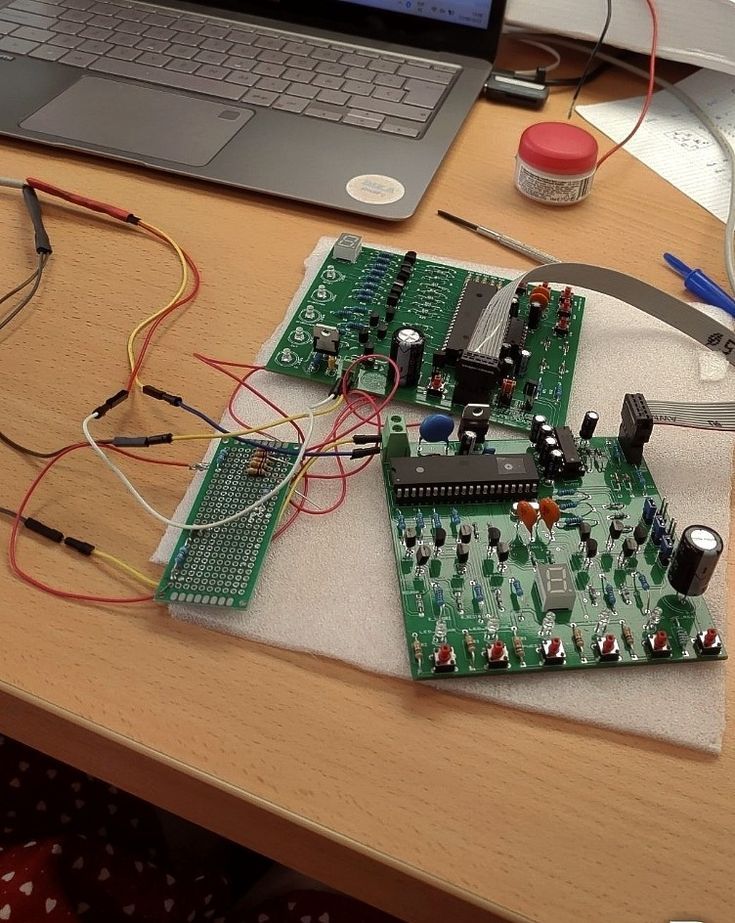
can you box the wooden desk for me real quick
[1,51,733,923]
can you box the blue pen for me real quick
[663,253,735,319]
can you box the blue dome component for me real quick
[419,413,454,443]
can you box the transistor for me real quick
[487,525,501,550]
[578,521,592,545]
[415,544,431,567]
[404,526,417,549]
[633,523,648,546]
[456,543,469,566]
[433,526,447,550]
[459,523,473,544]
[585,537,598,566]
[497,541,510,563]
[607,520,623,548]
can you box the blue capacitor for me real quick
[432,510,442,530]
[511,578,524,597]
[419,413,454,443]
[415,511,425,532]
[658,536,674,566]
[433,586,445,608]
[603,582,616,609]
[472,584,485,604]
[636,573,650,591]
[651,514,667,545]
[642,497,657,524]
[450,508,461,528]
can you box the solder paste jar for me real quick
[515,121,599,205]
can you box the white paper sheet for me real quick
[577,69,735,223]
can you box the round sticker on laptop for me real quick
[346,174,405,205]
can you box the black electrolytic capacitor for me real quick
[416,544,431,567]
[528,298,544,330]
[609,520,624,541]
[487,526,501,548]
[433,526,447,548]
[456,543,469,564]
[390,327,425,387]
[497,541,510,562]
[459,523,473,544]
[667,525,724,597]
[377,321,388,340]
[358,327,369,344]
[535,423,554,451]
[579,410,599,440]
[363,341,374,356]
[530,413,546,443]
[369,312,379,327]
[509,296,520,317]
[545,448,564,479]
[540,436,558,464]
[501,356,515,380]
[578,521,592,543]
[404,526,417,548]
[586,537,598,559]
[633,523,648,546]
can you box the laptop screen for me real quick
[336,1,493,30]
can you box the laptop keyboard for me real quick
[0,0,461,138]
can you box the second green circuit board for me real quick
[266,235,585,433]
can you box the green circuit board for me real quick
[381,424,726,679]
[155,440,293,609]
[265,238,585,432]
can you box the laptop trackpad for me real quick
[21,77,254,167]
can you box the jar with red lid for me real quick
[515,121,599,205]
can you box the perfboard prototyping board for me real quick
[265,239,585,433]
[156,441,292,608]
[381,421,726,679]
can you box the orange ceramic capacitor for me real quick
[516,500,538,536]
[529,285,550,307]
[539,497,561,531]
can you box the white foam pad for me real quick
[154,239,733,753]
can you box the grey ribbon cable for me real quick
[468,262,735,368]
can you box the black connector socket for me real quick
[452,351,500,406]
[92,390,128,419]
[618,393,654,465]
[142,385,183,406]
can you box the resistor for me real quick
[512,633,525,662]
[620,587,631,605]
[556,488,577,496]
[173,544,189,569]
[558,500,578,510]
[588,586,599,605]
[554,382,563,400]
[621,622,635,649]
[605,503,625,510]
[450,508,461,528]
[463,631,476,661]
[603,581,616,610]
[415,510,425,532]
[510,578,524,598]
[561,516,583,529]
[571,624,585,653]
[432,584,445,610]
[396,512,406,534]
[432,510,442,531]
[412,636,423,665]
[635,573,650,591]
[471,581,485,607]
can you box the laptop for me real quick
[0,0,507,219]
